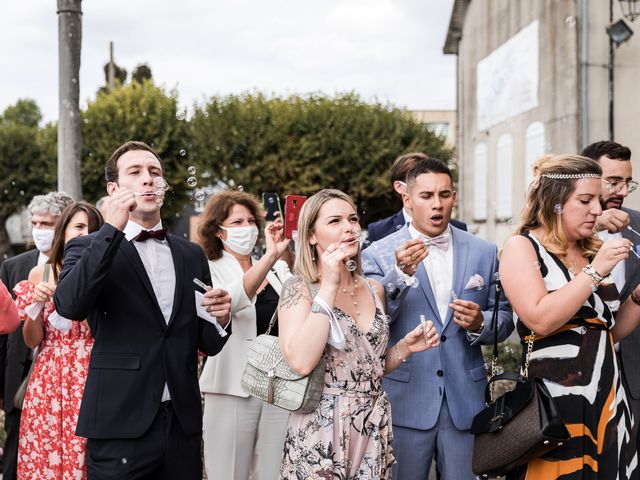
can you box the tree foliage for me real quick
[80,80,189,226]
[0,100,56,256]
[188,93,453,224]
[132,64,153,84]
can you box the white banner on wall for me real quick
[477,20,539,131]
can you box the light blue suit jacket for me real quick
[362,225,513,431]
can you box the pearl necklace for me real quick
[341,278,360,316]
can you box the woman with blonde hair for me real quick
[500,154,640,478]
[277,189,440,479]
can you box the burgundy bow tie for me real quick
[422,233,450,251]
[133,228,167,242]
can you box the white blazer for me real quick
[199,251,291,397]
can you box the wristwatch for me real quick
[311,301,330,316]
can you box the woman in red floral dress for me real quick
[14,202,103,480]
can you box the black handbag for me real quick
[470,283,570,477]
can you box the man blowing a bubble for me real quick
[54,140,233,479]
[362,157,513,479]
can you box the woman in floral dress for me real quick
[277,189,440,479]
[15,202,103,480]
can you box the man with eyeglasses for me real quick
[582,140,640,479]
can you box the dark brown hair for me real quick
[105,141,164,183]
[199,191,264,261]
[49,202,104,282]
[390,152,430,193]
[581,140,631,162]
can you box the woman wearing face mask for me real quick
[14,202,103,480]
[198,190,292,480]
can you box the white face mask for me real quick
[32,228,55,253]
[220,225,259,256]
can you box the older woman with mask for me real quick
[198,190,291,480]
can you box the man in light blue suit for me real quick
[362,158,513,479]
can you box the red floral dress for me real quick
[14,280,93,480]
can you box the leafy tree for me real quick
[80,80,189,226]
[132,64,153,84]
[0,100,56,258]
[188,92,453,225]
[103,62,127,86]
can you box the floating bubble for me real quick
[493,272,500,282]
[507,219,515,226]
[153,177,169,193]
[386,283,395,293]
[345,259,357,272]
[176,112,186,121]
[187,166,197,175]
[11,181,15,186]
[238,185,244,192]
[155,198,163,207]
[187,177,198,188]
[179,149,187,157]
[195,191,205,202]
[554,204,563,214]
[396,225,402,231]
[475,284,483,291]
[410,278,420,289]
[494,365,505,375]
[565,16,576,27]
[19,190,24,196]
[451,290,458,301]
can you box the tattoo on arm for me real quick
[279,276,312,310]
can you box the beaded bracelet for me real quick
[395,339,408,363]
[631,292,640,306]
[582,264,604,291]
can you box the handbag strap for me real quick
[43,263,51,283]
[266,277,319,335]
[488,281,535,401]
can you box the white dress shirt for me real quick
[407,224,454,323]
[124,220,175,401]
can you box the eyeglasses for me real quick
[602,178,638,193]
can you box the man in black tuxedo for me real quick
[0,191,73,480]
[582,140,640,479]
[365,152,466,247]
[54,141,233,479]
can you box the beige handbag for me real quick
[240,281,326,413]
[13,264,51,410]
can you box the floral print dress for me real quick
[280,282,393,479]
[14,280,94,480]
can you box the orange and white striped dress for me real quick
[509,233,637,479]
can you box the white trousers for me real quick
[202,393,290,480]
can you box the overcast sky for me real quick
[1,0,456,124]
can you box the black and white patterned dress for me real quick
[509,233,637,479]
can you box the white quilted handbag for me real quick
[241,331,326,413]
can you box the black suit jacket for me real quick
[54,224,230,439]
[618,207,640,398]
[365,209,468,246]
[0,249,39,414]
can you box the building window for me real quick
[424,122,450,138]
[496,134,513,220]
[525,122,545,188]
[473,143,488,221]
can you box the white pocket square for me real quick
[464,274,485,290]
